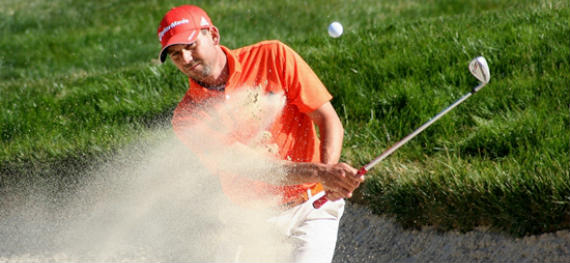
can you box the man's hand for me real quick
[316,162,364,201]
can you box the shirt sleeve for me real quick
[277,42,332,113]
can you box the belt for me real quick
[281,184,324,209]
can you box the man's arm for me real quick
[280,102,364,200]
[209,102,362,200]
[307,102,344,164]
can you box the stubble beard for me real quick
[185,62,212,83]
[199,64,212,78]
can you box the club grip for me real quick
[312,194,329,209]
[312,167,367,209]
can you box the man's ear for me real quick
[210,26,221,45]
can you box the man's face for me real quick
[167,29,218,82]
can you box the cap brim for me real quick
[158,30,199,63]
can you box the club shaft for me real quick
[364,83,483,171]
[313,82,486,209]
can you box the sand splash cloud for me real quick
[0,88,293,262]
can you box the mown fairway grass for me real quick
[1,0,569,236]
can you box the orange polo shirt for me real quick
[172,40,332,205]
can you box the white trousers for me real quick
[269,191,345,263]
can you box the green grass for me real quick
[1,0,569,236]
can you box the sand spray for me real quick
[0,88,295,262]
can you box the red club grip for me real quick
[312,194,328,209]
[312,167,367,209]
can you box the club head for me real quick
[469,56,490,84]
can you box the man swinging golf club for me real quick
[157,5,363,262]
[156,4,491,262]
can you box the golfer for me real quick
[157,5,364,262]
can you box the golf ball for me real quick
[328,21,343,38]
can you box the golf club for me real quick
[313,56,491,209]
